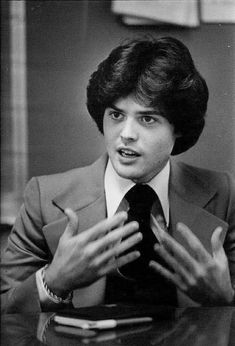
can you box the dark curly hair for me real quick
[86,37,209,155]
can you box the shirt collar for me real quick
[104,159,170,224]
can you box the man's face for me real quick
[103,95,178,183]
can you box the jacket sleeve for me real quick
[0,177,51,313]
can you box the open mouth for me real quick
[118,148,140,158]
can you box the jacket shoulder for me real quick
[175,161,235,198]
[35,155,106,198]
[38,165,92,195]
[177,161,233,185]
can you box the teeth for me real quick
[123,149,135,155]
[120,149,137,157]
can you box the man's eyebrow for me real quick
[108,104,124,112]
[137,110,161,116]
[108,105,161,115]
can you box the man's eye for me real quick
[110,111,123,120]
[141,116,156,124]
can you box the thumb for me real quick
[211,226,224,258]
[63,208,79,238]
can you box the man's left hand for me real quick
[149,223,234,305]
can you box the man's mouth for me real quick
[118,148,140,158]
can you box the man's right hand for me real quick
[44,209,141,297]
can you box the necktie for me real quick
[119,184,165,280]
[106,184,177,305]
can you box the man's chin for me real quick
[114,166,158,183]
[111,159,145,181]
[114,167,143,182]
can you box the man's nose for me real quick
[120,119,138,143]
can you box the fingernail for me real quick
[137,232,143,240]
[154,243,161,251]
[119,211,128,219]
[133,221,139,229]
[64,208,72,218]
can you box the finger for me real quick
[101,251,141,276]
[80,211,128,243]
[160,230,198,273]
[154,244,192,284]
[149,260,187,291]
[115,231,142,256]
[176,222,211,262]
[63,208,79,237]
[116,251,141,269]
[151,216,165,242]
[95,231,142,267]
[88,221,139,257]
[211,226,224,259]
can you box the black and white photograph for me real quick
[1,1,235,345]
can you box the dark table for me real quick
[1,307,235,345]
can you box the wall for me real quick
[27,0,235,179]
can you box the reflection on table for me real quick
[1,307,235,345]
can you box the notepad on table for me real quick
[54,304,174,330]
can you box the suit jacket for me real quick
[1,154,235,313]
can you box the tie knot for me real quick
[125,184,156,213]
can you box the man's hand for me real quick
[149,222,234,305]
[45,209,142,297]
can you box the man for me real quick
[1,37,235,313]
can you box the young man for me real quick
[1,37,235,313]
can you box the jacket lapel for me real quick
[42,195,106,255]
[170,189,228,255]
[42,155,108,255]
[169,160,228,255]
